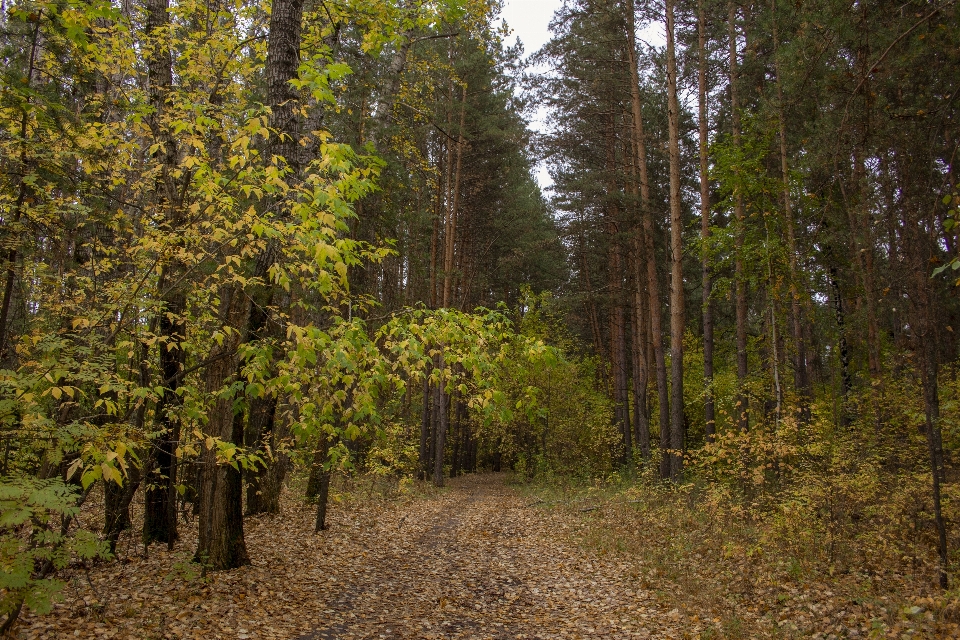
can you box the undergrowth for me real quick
[517,464,960,638]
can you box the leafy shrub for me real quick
[0,477,111,631]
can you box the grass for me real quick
[513,470,960,638]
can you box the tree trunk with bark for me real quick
[607,116,630,458]
[433,356,448,487]
[665,0,685,479]
[697,0,715,441]
[631,245,651,458]
[142,0,185,548]
[244,394,279,515]
[770,0,811,419]
[419,374,432,480]
[241,0,305,517]
[104,465,141,554]
[729,0,750,432]
[625,0,669,474]
[311,434,333,532]
[0,14,40,360]
[443,85,467,309]
[195,285,250,571]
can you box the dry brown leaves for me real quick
[14,474,687,639]
[552,492,960,639]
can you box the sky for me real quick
[498,0,563,190]
[497,1,666,191]
[499,0,561,59]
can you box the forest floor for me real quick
[12,472,957,639]
[16,473,686,639]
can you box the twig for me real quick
[83,563,107,620]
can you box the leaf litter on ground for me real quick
[19,471,960,639]
[15,473,688,639]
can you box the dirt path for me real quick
[17,473,686,640]
[295,474,677,639]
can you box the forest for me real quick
[1,0,959,636]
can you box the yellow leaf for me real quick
[66,458,83,481]
[101,463,123,485]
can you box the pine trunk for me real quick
[607,118,630,458]
[697,0,715,441]
[665,0,685,479]
[625,0,669,474]
[771,0,811,418]
[631,239,650,458]
[729,1,750,432]
[443,85,467,308]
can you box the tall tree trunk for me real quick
[580,237,607,362]
[142,0,185,548]
[430,159,442,309]
[607,117,630,458]
[909,204,949,588]
[241,0,305,517]
[920,326,948,589]
[440,79,456,308]
[729,0,750,432]
[104,465,141,554]
[451,385,462,478]
[368,15,415,152]
[244,394,279,515]
[627,130,651,459]
[631,240,651,458]
[457,399,469,474]
[433,356,448,486]
[697,0,715,441]
[256,406,291,514]
[143,277,185,547]
[853,4,882,387]
[196,287,250,571]
[830,266,853,415]
[626,0,669,474]
[771,0,811,421]
[665,0,685,479]
[312,434,333,532]
[0,14,40,359]
[443,84,467,308]
[106,343,149,552]
[419,374,432,480]
[845,152,881,378]
[266,0,304,173]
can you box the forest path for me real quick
[296,473,679,639]
[16,473,686,640]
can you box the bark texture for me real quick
[665,0,685,479]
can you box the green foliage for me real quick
[365,421,420,477]
[490,291,618,479]
[0,477,110,620]
[934,187,960,281]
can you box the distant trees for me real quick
[536,0,960,586]
[3,0,960,631]
[0,1,565,623]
